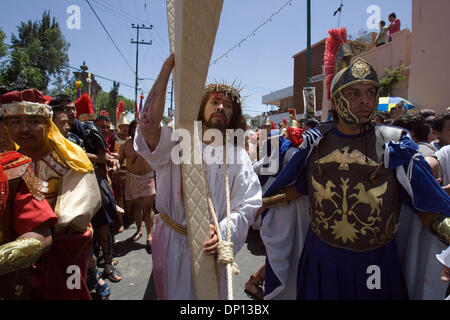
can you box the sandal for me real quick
[146,240,152,254]
[131,231,143,241]
[103,263,122,282]
[94,272,110,300]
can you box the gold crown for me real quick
[1,101,53,119]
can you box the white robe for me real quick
[258,146,310,300]
[396,204,447,299]
[134,124,262,299]
[395,144,450,300]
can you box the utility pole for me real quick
[306,0,311,86]
[305,0,312,119]
[131,24,152,106]
[167,79,173,119]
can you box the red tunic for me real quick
[0,181,57,300]
[29,151,94,300]
[13,183,58,235]
[31,225,93,300]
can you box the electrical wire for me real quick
[8,44,148,93]
[86,0,135,74]
[210,0,294,65]
[90,0,169,57]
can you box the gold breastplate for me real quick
[307,131,401,252]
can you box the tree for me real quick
[1,11,70,91]
[108,81,120,121]
[0,29,7,58]
[92,89,135,122]
[117,95,135,113]
[0,48,43,90]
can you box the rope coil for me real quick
[217,241,239,275]
[204,142,238,300]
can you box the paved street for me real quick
[104,218,266,300]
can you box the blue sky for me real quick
[0,0,412,116]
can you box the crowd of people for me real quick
[0,87,159,299]
[1,24,450,301]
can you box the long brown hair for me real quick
[197,83,247,131]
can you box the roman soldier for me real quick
[1,89,101,299]
[0,151,57,299]
[260,27,450,300]
[245,109,304,300]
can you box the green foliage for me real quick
[379,65,406,97]
[108,81,120,118]
[0,29,7,58]
[1,11,69,91]
[0,48,43,89]
[96,90,110,114]
[118,95,135,113]
[95,90,135,122]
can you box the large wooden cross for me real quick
[166,0,224,300]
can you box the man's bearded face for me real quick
[203,92,233,130]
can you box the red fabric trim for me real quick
[13,183,58,236]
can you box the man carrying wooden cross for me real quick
[134,53,262,299]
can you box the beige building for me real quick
[322,0,450,120]
[264,0,450,121]
[408,0,450,113]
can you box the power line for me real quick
[9,44,148,93]
[210,0,294,65]
[85,0,135,74]
[90,0,169,58]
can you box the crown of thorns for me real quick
[203,83,242,106]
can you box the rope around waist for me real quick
[160,213,188,236]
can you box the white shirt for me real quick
[436,145,450,186]
[376,26,389,45]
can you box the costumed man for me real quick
[0,117,16,152]
[256,116,277,161]
[279,118,288,139]
[244,115,279,299]
[248,108,306,300]
[134,53,262,299]
[1,89,101,299]
[0,151,57,299]
[107,104,130,232]
[261,27,450,299]
[118,119,155,250]
[74,94,122,284]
